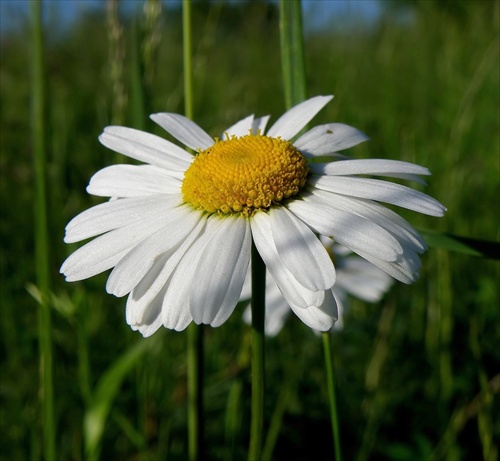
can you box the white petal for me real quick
[287,198,402,262]
[106,206,203,296]
[60,211,176,282]
[330,288,347,330]
[269,207,336,291]
[352,248,419,284]
[221,115,254,139]
[150,113,214,150]
[126,217,205,325]
[86,165,182,197]
[288,288,338,332]
[161,216,226,329]
[240,267,252,301]
[310,189,427,253]
[128,290,164,338]
[295,123,369,155]
[266,95,333,140]
[251,212,325,308]
[252,115,270,134]
[336,256,393,302]
[309,159,431,177]
[99,126,193,170]
[311,175,447,216]
[377,173,428,185]
[190,217,251,326]
[64,195,178,243]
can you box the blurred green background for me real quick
[1,0,499,460]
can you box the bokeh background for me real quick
[1,1,499,460]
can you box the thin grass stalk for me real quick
[31,1,55,459]
[187,324,204,461]
[183,2,204,460]
[280,4,343,459]
[107,0,127,128]
[323,332,342,461]
[249,242,266,461]
[279,0,307,109]
[183,0,194,121]
[130,19,146,130]
[262,381,292,460]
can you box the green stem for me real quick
[279,0,307,109]
[31,1,55,459]
[322,332,342,461]
[183,2,203,460]
[187,324,204,461]
[183,0,194,121]
[249,242,266,461]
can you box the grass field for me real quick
[1,1,499,460]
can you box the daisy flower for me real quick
[60,95,445,337]
[242,238,394,336]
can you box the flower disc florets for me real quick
[182,134,309,216]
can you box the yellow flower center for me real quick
[182,134,309,216]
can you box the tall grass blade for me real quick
[323,333,342,461]
[279,0,307,109]
[84,339,151,460]
[249,242,266,461]
[31,1,55,459]
[421,230,500,259]
[183,2,204,460]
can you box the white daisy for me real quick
[60,95,446,337]
[242,238,394,336]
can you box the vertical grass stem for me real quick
[31,1,55,459]
[279,0,307,109]
[323,332,342,461]
[183,2,203,460]
[249,242,266,461]
[183,0,194,121]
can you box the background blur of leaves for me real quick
[1,1,498,460]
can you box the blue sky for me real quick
[1,0,383,36]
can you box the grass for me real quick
[1,1,499,460]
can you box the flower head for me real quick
[242,238,394,336]
[61,96,445,336]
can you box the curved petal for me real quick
[221,115,254,139]
[309,159,431,177]
[269,207,336,291]
[99,126,193,170]
[150,113,214,150]
[161,215,226,329]
[60,210,176,282]
[310,189,427,252]
[106,206,203,297]
[126,217,205,325]
[352,248,420,284]
[64,195,178,243]
[288,288,338,332]
[251,212,325,308]
[287,198,402,262]
[266,95,333,140]
[295,123,369,155]
[252,115,270,135]
[191,216,251,326]
[335,256,393,302]
[86,165,182,197]
[374,173,427,185]
[128,288,164,338]
[311,175,447,216]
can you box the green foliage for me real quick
[1,1,499,460]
